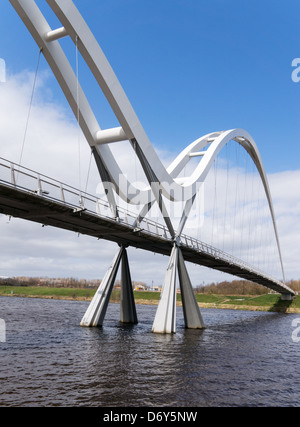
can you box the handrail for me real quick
[0,157,289,290]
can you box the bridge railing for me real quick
[0,157,284,286]
[0,157,173,237]
[181,233,266,278]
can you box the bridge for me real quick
[2,0,295,333]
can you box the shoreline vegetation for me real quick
[0,286,299,313]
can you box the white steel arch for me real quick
[8,1,276,205]
[10,0,285,270]
[9,0,290,332]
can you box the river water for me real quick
[0,296,299,407]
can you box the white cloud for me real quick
[0,71,299,285]
[268,171,300,280]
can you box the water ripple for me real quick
[0,297,299,407]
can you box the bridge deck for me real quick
[0,180,295,297]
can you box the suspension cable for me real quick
[84,149,93,193]
[222,142,229,251]
[18,47,42,168]
[75,35,82,193]
[247,160,255,265]
[211,158,217,246]
[231,143,240,255]
[239,149,248,259]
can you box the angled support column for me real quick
[80,245,137,327]
[132,140,175,239]
[152,245,178,334]
[153,194,205,333]
[177,249,205,329]
[120,248,138,324]
[80,247,123,327]
[176,195,204,328]
[176,195,196,238]
[92,147,119,220]
[152,245,205,334]
[132,200,155,229]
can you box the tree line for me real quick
[0,276,299,295]
[195,279,300,295]
[0,276,147,290]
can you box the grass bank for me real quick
[195,293,300,313]
[0,286,299,313]
[133,292,300,313]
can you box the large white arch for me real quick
[9,0,286,278]
[8,1,277,205]
[8,0,293,333]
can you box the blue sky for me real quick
[0,1,299,283]
[1,0,300,172]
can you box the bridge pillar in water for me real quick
[80,245,137,327]
[152,245,205,334]
[177,249,205,330]
[152,245,178,334]
[120,248,138,324]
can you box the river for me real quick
[0,296,299,407]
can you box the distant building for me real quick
[149,286,162,292]
[134,284,148,291]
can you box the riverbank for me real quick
[0,286,299,313]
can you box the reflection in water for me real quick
[0,297,299,407]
